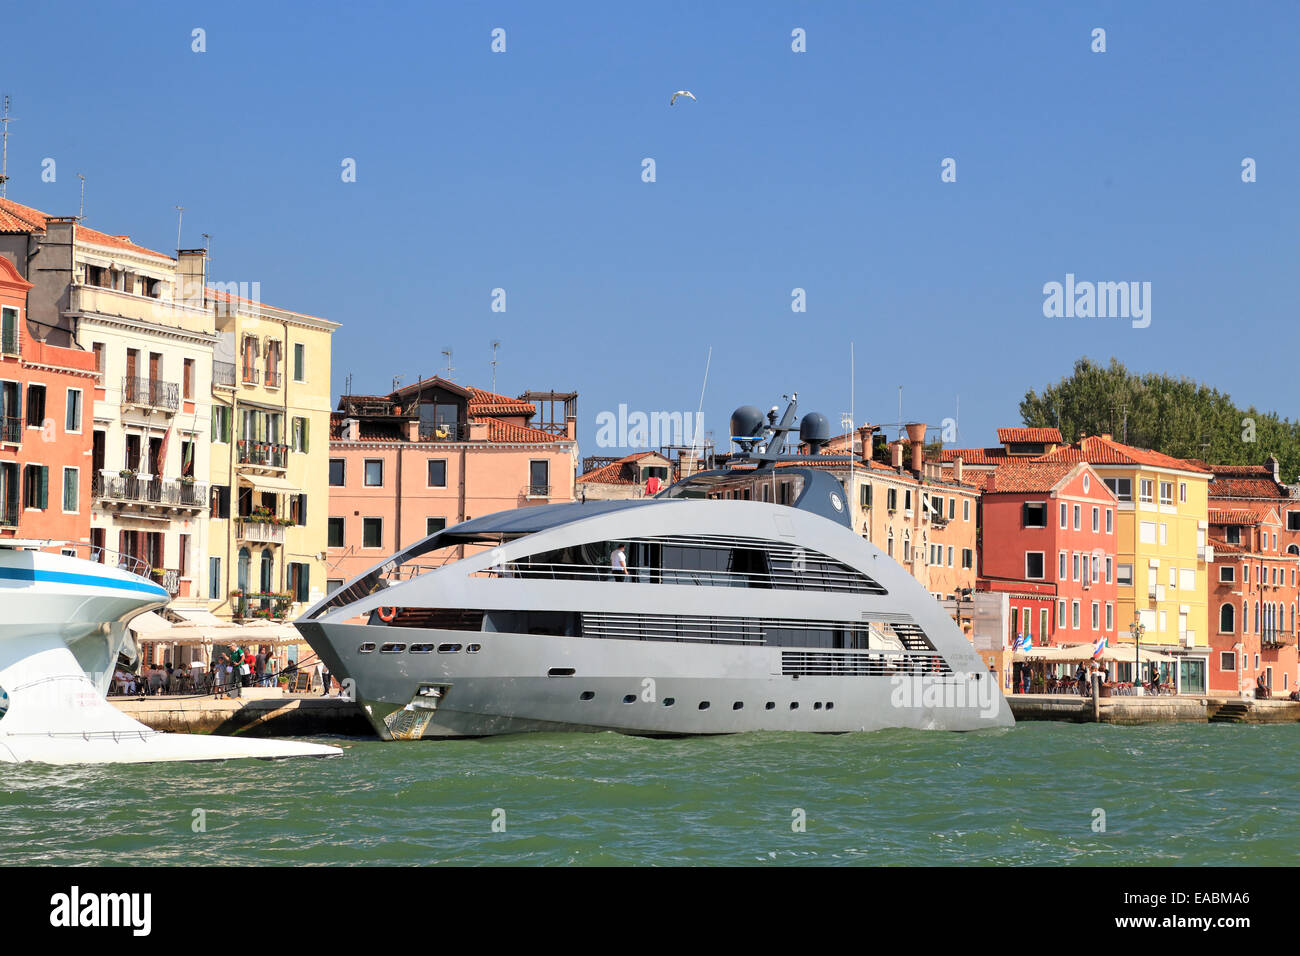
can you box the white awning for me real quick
[170,608,224,624]
[132,622,305,646]
[239,475,300,493]
[128,611,171,635]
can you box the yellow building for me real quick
[1041,434,1210,691]
[199,270,339,640]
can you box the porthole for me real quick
[765,702,775,710]
[548,667,575,678]
[467,643,482,654]
[732,701,743,710]
[813,701,823,710]
[663,697,676,707]
[623,694,636,704]
[357,642,376,654]
[437,643,462,654]
[789,702,799,710]
[579,691,595,701]
[409,643,434,653]
[379,643,407,654]
[698,701,711,710]
[826,702,835,710]
[0,685,8,721]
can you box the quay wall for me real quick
[111,692,374,738]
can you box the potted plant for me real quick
[179,475,195,484]
[119,468,136,478]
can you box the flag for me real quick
[157,424,171,474]
[1092,636,1106,660]
[1017,632,1032,653]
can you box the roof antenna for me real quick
[687,345,712,474]
[76,173,86,220]
[174,205,184,252]
[0,96,13,199]
[490,339,501,391]
[441,348,454,380]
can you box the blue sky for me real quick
[4,1,1296,458]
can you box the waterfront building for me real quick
[1202,458,1300,696]
[0,255,98,543]
[975,460,1119,651]
[1035,435,1211,691]
[0,199,214,608]
[326,377,578,588]
[202,277,339,633]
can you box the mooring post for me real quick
[1092,675,1101,722]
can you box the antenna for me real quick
[897,385,904,439]
[345,372,353,396]
[441,348,454,379]
[0,96,13,198]
[490,340,501,391]
[392,375,403,391]
[688,346,712,471]
[175,205,184,251]
[76,174,85,220]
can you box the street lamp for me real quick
[1131,613,1146,694]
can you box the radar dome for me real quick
[799,412,832,452]
[730,405,765,439]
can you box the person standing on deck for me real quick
[610,544,630,581]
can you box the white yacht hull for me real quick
[0,550,339,764]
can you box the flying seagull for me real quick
[670,90,697,106]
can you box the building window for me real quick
[1139,479,1153,503]
[1117,563,1133,586]
[23,464,48,509]
[1072,601,1080,628]
[1105,509,1113,533]
[209,557,222,600]
[1104,477,1132,502]
[329,458,345,486]
[962,499,970,521]
[428,459,447,488]
[289,562,310,603]
[1105,603,1113,630]
[1219,565,1234,583]
[1057,599,1066,627]
[291,417,309,453]
[946,546,953,567]
[1105,557,1112,583]
[1091,602,1100,630]
[1072,553,1080,581]
[293,342,306,382]
[1059,502,1067,528]
[426,516,447,536]
[1025,552,1045,579]
[529,460,549,496]
[1073,504,1081,530]
[961,548,972,569]
[1023,502,1047,528]
[1220,651,1236,672]
[62,467,78,512]
[0,306,18,354]
[1092,507,1099,532]
[364,459,383,487]
[1225,526,1241,545]
[327,517,344,548]
[1059,551,1067,578]
[1179,482,1187,503]
[183,358,194,400]
[65,389,82,432]
[1158,481,1173,505]
[362,517,383,549]
[887,487,897,511]
[211,405,231,443]
[26,384,45,427]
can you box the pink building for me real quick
[326,378,577,589]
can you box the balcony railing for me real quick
[0,327,16,355]
[149,568,182,595]
[236,440,289,469]
[237,519,286,545]
[233,590,293,622]
[0,501,15,527]
[0,416,19,443]
[264,366,282,388]
[213,361,236,389]
[122,376,179,411]
[527,483,550,498]
[241,363,260,385]
[94,474,207,509]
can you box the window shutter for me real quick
[298,493,307,524]
[302,417,309,454]
[39,465,48,509]
[218,485,231,519]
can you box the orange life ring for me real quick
[377,606,398,622]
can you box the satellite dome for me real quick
[730,405,765,439]
[799,412,832,452]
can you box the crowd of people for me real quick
[109,645,291,698]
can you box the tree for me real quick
[1019,357,1300,479]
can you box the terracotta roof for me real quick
[981,461,1077,494]
[466,386,536,417]
[578,452,657,485]
[1035,435,1211,473]
[1209,540,1246,555]
[935,447,1011,465]
[996,427,1062,444]
[1208,508,1268,526]
[480,417,568,444]
[1208,477,1287,499]
[0,198,173,261]
[206,286,328,323]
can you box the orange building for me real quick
[326,377,577,588]
[0,256,97,544]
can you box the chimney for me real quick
[1268,454,1280,483]
[954,455,964,484]
[905,423,927,474]
[566,415,577,441]
[176,248,207,308]
[1101,433,1112,440]
[343,417,360,442]
[405,419,420,442]
[891,441,904,470]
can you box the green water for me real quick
[3,723,1297,866]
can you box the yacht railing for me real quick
[477,561,877,593]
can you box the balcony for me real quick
[213,361,236,390]
[237,440,289,470]
[121,376,179,412]
[237,519,286,545]
[0,327,16,355]
[94,474,207,512]
[418,422,470,441]
[264,366,282,388]
[0,415,19,444]
[148,568,182,596]
[232,591,293,622]
[241,363,260,385]
[0,502,15,528]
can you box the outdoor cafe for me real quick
[1011,642,1179,697]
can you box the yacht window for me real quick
[698,701,711,710]
[357,642,376,653]
[467,643,482,653]
[379,643,406,653]
[580,691,595,700]
[548,667,575,677]
[437,643,462,653]
[789,702,799,710]
[765,702,775,710]
[732,701,743,710]
[663,697,675,706]
[623,694,636,704]
[409,644,434,653]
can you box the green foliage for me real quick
[1019,357,1300,480]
